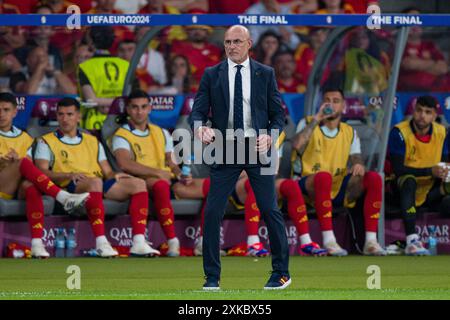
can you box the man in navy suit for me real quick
[189,25,291,290]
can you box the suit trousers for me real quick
[202,160,290,280]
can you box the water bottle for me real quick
[323,103,334,115]
[82,248,99,257]
[181,156,192,185]
[65,228,77,258]
[55,228,66,258]
[428,226,438,256]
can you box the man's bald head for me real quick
[224,25,252,64]
[225,25,251,39]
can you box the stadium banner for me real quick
[1,215,449,257]
[14,94,185,130]
[108,95,185,129]
[357,92,450,126]
[13,95,78,130]
[0,215,349,257]
[385,214,450,253]
[0,13,447,27]
[14,93,450,131]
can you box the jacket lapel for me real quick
[219,60,230,115]
[250,59,260,128]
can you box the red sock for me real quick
[244,179,260,236]
[363,171,382,232]
[129,191,149,236]
[199,178,211,236]
[279,179,309,236]
[313,172,333,231]
[25,185,45,239]
[19,158,61,198]
[85,192,105,237]
[152,180,176,239]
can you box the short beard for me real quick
[413,121,430,131]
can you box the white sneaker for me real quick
[31,242,50,258]
[405,239,430,256]
[363,240,387,256]
[324,241,348,256]
[167,237,180,257]
[194,237,203,256]
[96,242,118,258]
[386,243,404,255]
[130,241,160,257]
[63,192,90,212]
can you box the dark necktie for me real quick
[233,64,244,130]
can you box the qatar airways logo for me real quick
[109,227,149,246]
[185,226,224,246]
[149,96,175,111]
[368,96,399,109]
[417,224,449,244]
[15,96,26,111]
[258,225,298,246]
[41,227,59,247]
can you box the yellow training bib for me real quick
[42,132,103,187]
[395,120,446,206]
[0,131,33,159]
[299,117,354,199]
[113,124,171,172]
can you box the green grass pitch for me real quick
[0,256,449,300]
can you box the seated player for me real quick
[388,95,450,255]
[0,92,89,258]
[34,97,159,258]
[111,90,209,257]
[292,87,386,256]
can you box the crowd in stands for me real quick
[2,0,449,101]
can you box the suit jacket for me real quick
[189,58,285,137]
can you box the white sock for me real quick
[247,235,260,246]
[365,232,377,243]
[133,234,145,244]
[31,238,43,247]
[406,234,419,245]
[168,237,179,245]
[195,236,203,244]
[55,190,70,204]
[96,236,108,248]
[299,234,312,245]
[322,230,336,245]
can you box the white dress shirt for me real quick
[227,57,255,139]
